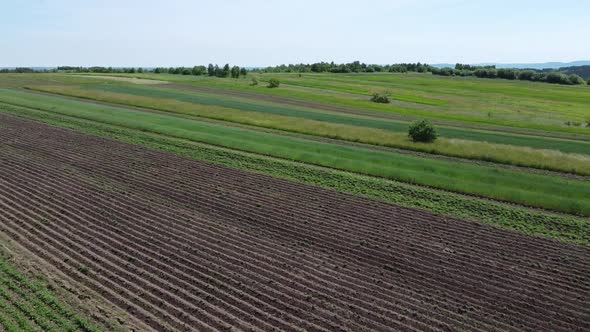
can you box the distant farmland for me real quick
[0,71,588,331]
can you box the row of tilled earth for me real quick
[0,114,588,331]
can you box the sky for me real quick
[1,0,589,67]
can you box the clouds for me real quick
[1,0,589,66]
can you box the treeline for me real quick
[55,64,248,78]
[0,67,51,73]
[258,61,433,74]
[548,65,590,80]
[259,61,586,85]
[432,64,587,85]
[3,62,587,86]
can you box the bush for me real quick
[370,93,391,103]
[250,77,259,86]
[498,68,518,80]
[267,78,280,88]
[568,74,586,85]
[546,72,570,84]
[518,70,536,81]
[408,120,437,143]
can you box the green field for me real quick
[79,72,590,135]
[0,257,98,332]
[0,71,589,243]
[21,81,590,175]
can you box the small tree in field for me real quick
[408,120,437,143]
[230,66,240,78]
[370,92,390,103]
[267,78,280,88]
[250,77,259,86]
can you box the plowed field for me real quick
[1,113,588,331]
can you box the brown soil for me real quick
[0,113,588,331]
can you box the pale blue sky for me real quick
[1,0,589,67]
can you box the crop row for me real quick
[0,258,98,332]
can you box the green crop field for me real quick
[0,257,98,332]
[20,80,590,175]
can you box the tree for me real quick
[240,67,247,77]
[191,66,204,76]
[370,93,390,103]
[568,74,586,85]
[517,70,535,81]
[221,64,230,77]
[207,64,215,76]
[546,72,570,84]
[230,66,240,78]
[267,78,280,88]
[408,120,437,143]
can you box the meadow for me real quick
[22,81,590,175]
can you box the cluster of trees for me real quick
[257,61,587,86]
[153,64,247,78]
[57,66,145,73]
[0,67,48,73]
[53,65,248,78]
[258,61,433,74]
[544,65,590,80]
[432,64,587,85]
[4,62,587,86]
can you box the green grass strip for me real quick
[0,102,588,246]
[82,83,590,154]
[1,89,588,216]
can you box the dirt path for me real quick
[0,114,588,331]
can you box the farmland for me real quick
[0,71,589,331]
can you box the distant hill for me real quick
[432,61,590,70]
